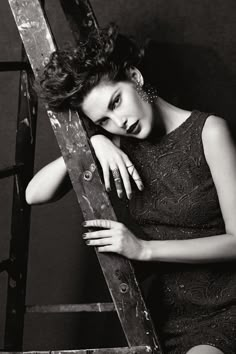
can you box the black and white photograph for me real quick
[0,1,236,353]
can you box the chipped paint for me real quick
[69,109,72,122]
[143,310,150,321]
[101,203,106,210]
[82,194,94,214]
[136,303,139,317]
[21,117,30,127]
[19,21,38,31]
[15,175,20,196]
[48,111,61,129]
[90,163,96,172]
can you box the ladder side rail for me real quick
[4,46,38,350]
[8,1,162,352]
[0,345,152,354]
[59,0,98,43]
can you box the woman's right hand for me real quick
[90,135,144,199]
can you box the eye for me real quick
[98,117,109,126]
[112,94,121,110]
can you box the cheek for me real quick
[123,91,143,115]
[102,121,122,135]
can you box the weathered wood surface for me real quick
[0,346,152,354]
[26,302,115,313]
[4,48,38,350]
[60,0,98,43]
[8,0,162,352]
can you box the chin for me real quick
[136,125,152,140]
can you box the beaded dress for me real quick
[121,111,236,354]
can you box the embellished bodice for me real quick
[121,110,225,241]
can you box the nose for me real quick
[112,114,128,129]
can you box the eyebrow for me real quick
[94,88,119,124]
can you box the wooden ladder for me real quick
[5,0,163,352]
[0,41,38,351]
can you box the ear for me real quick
[127,66,144,86]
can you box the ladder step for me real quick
[0,164,24,179]
[26,303,116,313]
[0,61,29,71]
[0,346,152,353]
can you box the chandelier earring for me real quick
[135,80,158,104]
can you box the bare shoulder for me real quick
[202,114,232,148]
[202,114,235,164]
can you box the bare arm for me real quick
[26,134,143,205]
[25,156,71,204]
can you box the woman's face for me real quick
[81,79,154,139]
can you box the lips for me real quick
[127,121,140,134]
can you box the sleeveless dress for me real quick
[121,111,236,354]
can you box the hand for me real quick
[90,135,144,199]
[82,219,147,260]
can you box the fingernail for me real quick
[106,187,111,192]
[118,191,123,199]
[140,184,144,191]
[85,240,90,245]
[82,221,87,226]
[82,233,87,238]
[128,193,132,200]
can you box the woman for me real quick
[26,25,236,354]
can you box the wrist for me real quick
[90,134,108,143]
[139,240,152,261]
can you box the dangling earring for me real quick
[135,81,158,104]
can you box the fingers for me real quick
[97,245,114,253]
[111,167,123,198]
[100,153,144,198]
[102,164,111,192]
[117,162,132,200]
[124,160,144,191]
[85,237,112,247]
[82,220,126,254]
[83,229,112,239]
[83,219,120,229]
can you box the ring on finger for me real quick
[112,168,120,180]
[126,164,135,176]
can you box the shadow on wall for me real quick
[143,41,236,140]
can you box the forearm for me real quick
[26,156,70,205]
[141,233,236,263]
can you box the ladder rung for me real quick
[26,302,115,313]
[0,346,152,354]
[0,61,29,72]
[0,164,24,179]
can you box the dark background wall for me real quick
[0,0,236,350]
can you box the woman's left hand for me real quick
[82,219,146,260]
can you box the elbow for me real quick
[25,181,35,205]
[25,180,41,205]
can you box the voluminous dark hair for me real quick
[37,24,143,112]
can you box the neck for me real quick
[146,97,168,142]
